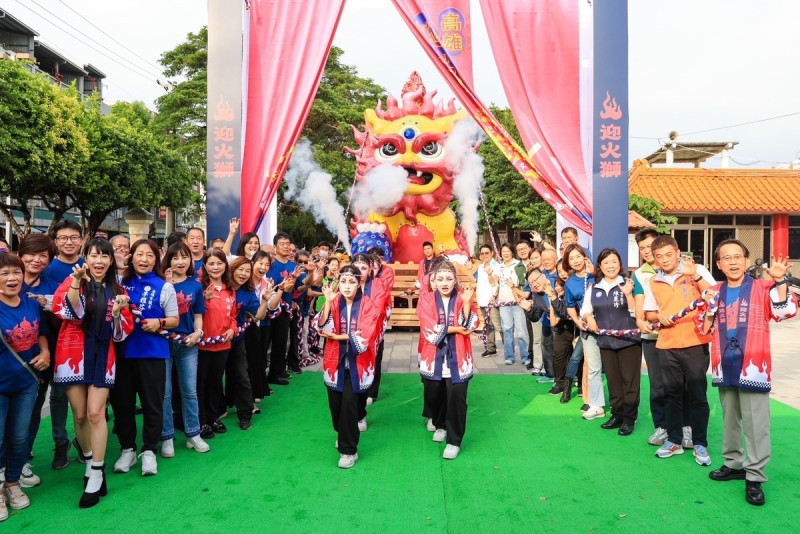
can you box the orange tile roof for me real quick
[628,159,800,213]
[628,210,655,229]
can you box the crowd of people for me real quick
[0,221,796,520]
[458,226,796,507]
[0,218,368,519]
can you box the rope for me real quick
[583,290,720,337]
[478,187,499,257]
[128,304,259,347]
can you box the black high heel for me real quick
[79,464,107,508]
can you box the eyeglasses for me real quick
[720,254,745,264]
[56,235,82,243]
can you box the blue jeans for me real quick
[162,341,201,439]
[566,335,584,378]
[499,305,529,363]
[0,381,39,483]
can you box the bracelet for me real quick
[112,313,120,319]
[693,276,702,282]
[775,279,788,286]
[70,285,80,290]
[159,319,166,328]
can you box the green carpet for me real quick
[8,374,800,533]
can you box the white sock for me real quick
[83,452,94,478]
[85,462,104,493]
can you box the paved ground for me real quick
[306,314,800,410]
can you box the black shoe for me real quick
[618,423,634,436]
[525,360,534,370]
[211,420,227,434]
[560,379,572,404]
[481,349,497,358]
[73,438,87,464]
[709,465,747,482]
[200,424,215,439]
[52,440,71,470]
[745,481,765,506]
[239,419,252,430]
[252,407,262,415]
[287,366,303,374]
[601,416,623,429]
[268,377,290,385]
[548,386,564,396]
[79,465,107,508]
[580,404,589,412]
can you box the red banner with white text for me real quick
[392,0,592,232]
[479,0,592,217]
[240,0,346,234]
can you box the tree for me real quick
[0,60,89,235]
[74,104,196,236]
[628,194,677,234]
[478,106,556,241]
[151,27,208,190]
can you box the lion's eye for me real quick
[420,141,441,157]
[379,143,398,157]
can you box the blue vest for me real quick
[121,272,170,359]
[589,283,640,350]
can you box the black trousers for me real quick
[552,326,575,384]
[287,310,301,369]
[198,349,229,426]
[327,370,361,455]
[112,356,166,453]
[423,377,469,447]
[642,340,666,429]
[663,344,710,447]
[365,340,384,400]
[245,325,269,399]
[600,344,642,425]
[225,339,254,421]
[268,312,290,379]
[541,324,555,378]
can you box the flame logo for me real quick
[214,94,235,122]
[600,91,622,120]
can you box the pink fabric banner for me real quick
[479,0,592,218]
[392,0,592,232]
[419,0,473,87]
[240,0,346,233]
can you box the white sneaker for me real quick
[366,397,374,406]
[0,490,7,521]
[161,438,175,458]
[19,462,40,488]
[443,444,460,459]
[338,453,358,469]
[3,484,30,510]
[186,435,210,453]
[426,418,435,432]
[433,429,447,442]
[113,448,137,473]
[648,427,668,446]
[140,451,157,476]
[582,406,605,420]
[358,418,367,432]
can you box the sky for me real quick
[3,0,800,168]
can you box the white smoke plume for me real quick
[353,164,410,216]
[284,139,351,252]
[445,117,487,253]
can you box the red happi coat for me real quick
[51,278,134,385]
[319,292,380,392]
[417,289,478,383]
[702,276,797,392]
[364,273,392,346]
